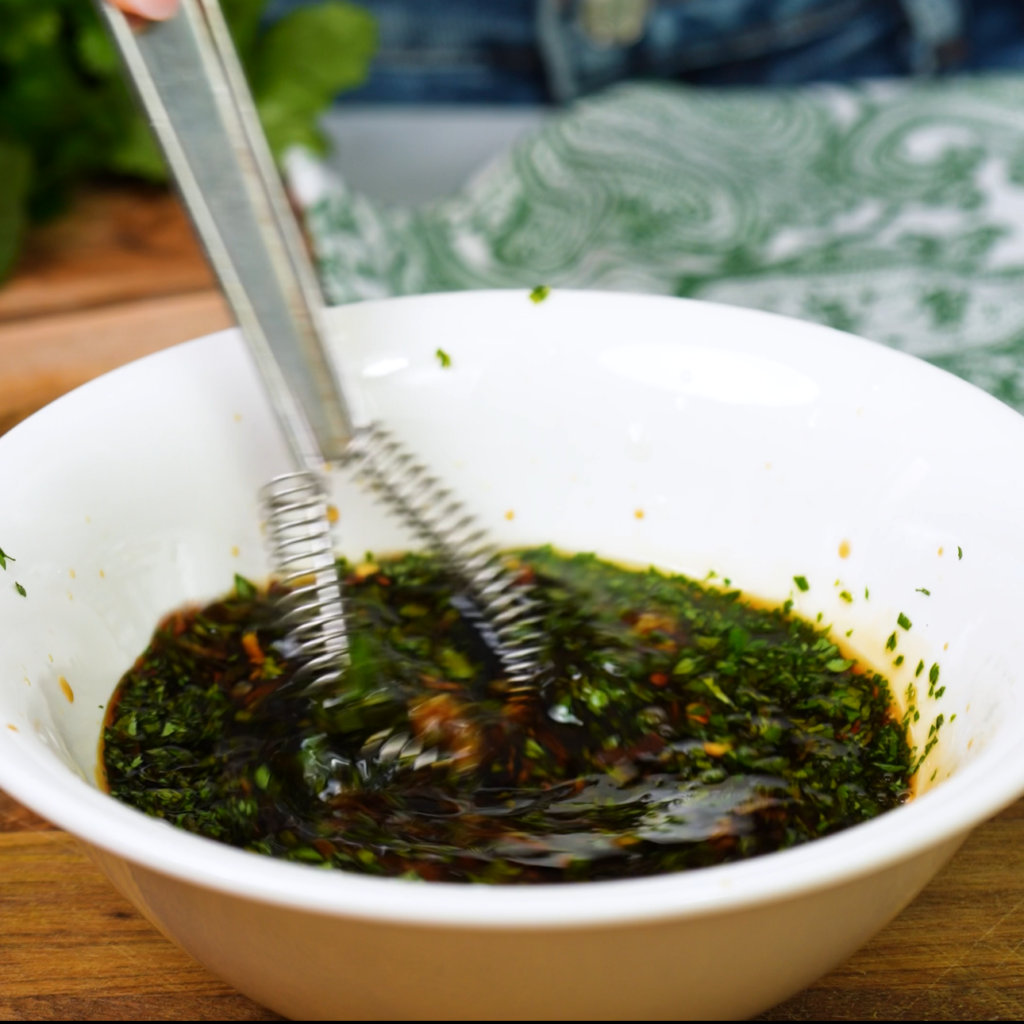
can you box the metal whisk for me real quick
[98,0,541,696]
[259,473,348,690]
[346,426,543,690]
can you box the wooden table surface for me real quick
[3,186,1024,1021]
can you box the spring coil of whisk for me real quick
[260,471,348,690]
[344,425,543,690]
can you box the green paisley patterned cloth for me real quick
[291,75,1024,410]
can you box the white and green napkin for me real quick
[290,76,1024,410]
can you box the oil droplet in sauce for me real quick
[69,569,76,579]
[938,547,944,556]
[634,509,645,520]
[231,546,240,557]
[326,505,339,524]
[838,540,851,559]
[505,510,515,521]
[99,569,105,578]
[59,676,74,703]
[7,724,17,732]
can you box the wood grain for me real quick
[2,788,1024,1021]
[0,185,215,325]
[765,798,1024,1021]
[0,827,279,1021]
[0,185,232,436]
[0,291,232,436]
[3,185,1024,1020]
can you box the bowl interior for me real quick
[2,289,1024,921]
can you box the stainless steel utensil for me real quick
[96,0,542,696]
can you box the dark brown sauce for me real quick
[102,548,914,884]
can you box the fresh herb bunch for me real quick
[0,0,377,281]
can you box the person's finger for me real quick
[112,0,179,20]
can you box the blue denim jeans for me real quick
[266,0,1024,103]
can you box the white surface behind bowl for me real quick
[0,291,1023,1020]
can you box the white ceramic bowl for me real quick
[2,291,1023,1020]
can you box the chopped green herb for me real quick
[826,658,854,672]
[102,548,913,885]
[886,632,897,651]
[529,285,551,304]
[0,546,12,571]
[897,613,912,631]
[864,587,870,600]
[14,582,25,597]
[793,575,809,592]
[698,675,734,706]
[439,646,474,680]
[894,655,904,666]
[839,591,853,603]
[915,659,924,677]
[435,348,452,368]
[958,546,963,560]
[916,588,930,596]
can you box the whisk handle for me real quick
[96,0,356,466]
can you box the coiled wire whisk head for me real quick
[260,470,348,690]
[344,425,543,691]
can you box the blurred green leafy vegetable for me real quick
[0,0,376,282]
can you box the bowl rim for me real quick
[2,289,1024,929]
